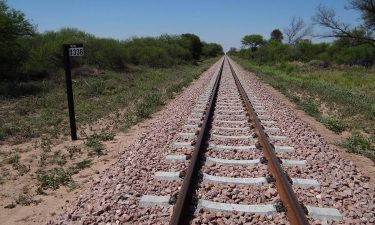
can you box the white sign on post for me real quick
[69,47,84,57]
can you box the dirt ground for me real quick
[0,107,169,225]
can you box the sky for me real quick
[8,0,362,51]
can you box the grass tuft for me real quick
[298,99,320,118]
[69,159,92,175]
[339,132,371,153]
[36,168,74,190]
[321,116,346,134]
[136,94,162,118]
[6,153,20,164]
[85,132,114,155]
[15,193,42,206]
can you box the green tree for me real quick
[314,2,375,47]
[0,0,35,80]
[241,34,265,50]
[23,28,93,75]
[350,0,375,31]
[181,33,203,60]
[270,29,283,42]
[227,47,237,55]
[202,42,223,57]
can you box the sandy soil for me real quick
[0,121,148,225]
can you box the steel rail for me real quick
[169,58,225,225]
[227,58,310,225]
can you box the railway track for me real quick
[51,56,375,225]
[141,56,343,224]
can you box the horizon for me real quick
[8,0,361,51]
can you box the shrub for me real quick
[136,94,162,118]
[12,162,30,176]
[321,116,346,134]
[339,132,371,154]
[85,132,114,155]
[15,193,41,206]
[7,153,20,164]
[69,159,92,175]
[36,168,73,190]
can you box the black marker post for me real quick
[63,44,84,140]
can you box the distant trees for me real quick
[233,23,375,65]
[227,47,237,54]
[181,33,203,60]
[241,34,265,50]
[0,0,35,80]
[270,29,283,42]
[0,1,224,82]
[230,0,375,66]
[202,42,223,57]
[283,17,312,44]
[24,30,222,75]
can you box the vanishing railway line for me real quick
[139,57,342,224]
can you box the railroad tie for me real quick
[208,144,257,151]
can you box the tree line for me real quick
[0,1,223,82]
[229,0,375,66]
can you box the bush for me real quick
[69,159,92,175]
[321,116,346,134]
[1,1,222,83]
[136,94,162,118]
[202,42,223,58]
[7,153,20,164]
[0,0,35,80]
[339,132,371,154]
[85,132,114,155]
[36,168,73,190]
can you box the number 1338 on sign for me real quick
[69,47,84,57]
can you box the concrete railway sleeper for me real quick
[139,56,342,224]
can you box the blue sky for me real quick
[8,0,361,51]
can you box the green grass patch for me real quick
[36,158,92,192]
[321,117,346,134]
[337,132,374,160]
[36,168,74,190]
[136,94,163,118]
[85,132,114,155]
[232,56,375,160]
[298,99,320,118]
[0,58,217,143]
[69,159,92,175]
